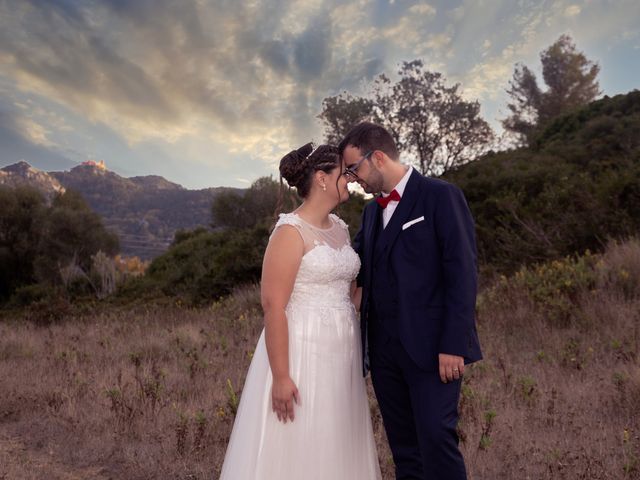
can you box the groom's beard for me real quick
[359,169,384,194]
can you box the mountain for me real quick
[129,175,184,190]
[0,160,66,200]
[1,161,242,259]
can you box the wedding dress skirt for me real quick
[219,214,381,480]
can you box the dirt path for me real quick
[0,430,111,480]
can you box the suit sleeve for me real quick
[353,208,366,288]
[434,184,478,358]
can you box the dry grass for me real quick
[0,289,263,479]
[1,240,640,479]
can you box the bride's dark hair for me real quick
[279,143,340,198]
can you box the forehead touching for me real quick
[342,145,363,163]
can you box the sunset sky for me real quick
[1,0,638,189]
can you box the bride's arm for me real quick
[350,281,362,312]
[261,225,303,423]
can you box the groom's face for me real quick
[342,145,384,194]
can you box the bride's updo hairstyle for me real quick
[279,143,340,198]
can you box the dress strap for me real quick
[274,213,304,230]
[329,213,349,232]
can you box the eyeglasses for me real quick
[343,151,373,179]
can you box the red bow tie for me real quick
[376,189,401,209]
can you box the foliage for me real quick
[34,190,119,285]
[135,176,368,306]
[374,60,494,175]
[335,191,367,239]
[142,225,269,305]
[211,176,298,229]
[91,251,118,299]
[0,186,47,300]
[502,34,601,146]
[114,254,150,277]
[318,93,377,145]
[319,60,494,175]
[483,253,598,327]
[0,186,119,302]
[445,91,640,272]
[595,238,640,300]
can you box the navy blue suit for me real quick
[354,169,482,479]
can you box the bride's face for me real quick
[327,164,350,204]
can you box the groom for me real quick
[339,122,482,480]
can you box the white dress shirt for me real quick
[381,165,413,228]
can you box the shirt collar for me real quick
[382,165,412,197]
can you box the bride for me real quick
[219,143,381,479]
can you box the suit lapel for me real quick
[374,169,422,264]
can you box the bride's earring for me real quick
[322,183,327,192]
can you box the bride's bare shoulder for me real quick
[269,213,304,249]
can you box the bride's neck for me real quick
[295,198,334,229]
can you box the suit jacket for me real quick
[354,169,482,374]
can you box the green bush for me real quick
[595,238,640,300]
[482,253,598,327]
[445,91,640,272]
[8,283,51,307]
[144,225,269,305]
[134,176,369,306]
[0,186,119,302]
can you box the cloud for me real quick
[0,0,638,188]
[381,4,438,54]
[409,4,436,16]
[15,115,55,147]
[448,6,464,22]
[1,0,395,159]
[0,109,76,170]
[564,5,581,17]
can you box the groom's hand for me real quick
[439,353,464,383]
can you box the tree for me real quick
[503,34,601,146]
[34,189,120,285]
[384,60,494,175]
[445,90,640,271]
[0,186,46,299]
[0,187,120,301]
[318,93,377,145]
[211,176,299,229]
[318,61,494,175]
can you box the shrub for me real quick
[144,225,269,305]
[595,238,640,299]
[482,252,598,328]
[8,283,51,307]
[445,91,640,272]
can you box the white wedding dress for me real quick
[219,213,381,480]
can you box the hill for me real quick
[0,161,65,200]
[444,90,640,272]
[1,161,243,259]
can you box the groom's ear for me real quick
[372,150,386,169]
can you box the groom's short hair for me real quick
[338,122,399,161]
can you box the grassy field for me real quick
[1,240,639,479]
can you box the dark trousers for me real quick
[368,316,467,480]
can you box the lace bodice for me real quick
[272,213,360,308]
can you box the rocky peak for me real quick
[0,161,66,199]
[2,160,39,176]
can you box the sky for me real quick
[0,0,638,189]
